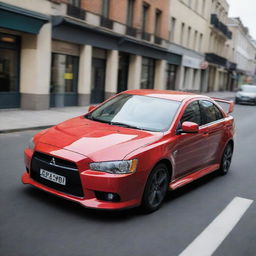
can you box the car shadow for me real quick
[22,171,221,220]
[22,186,142,221]
[165,171,220,202]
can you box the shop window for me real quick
[51,53,79,94]
[166,64,177,90]
[141,57,155,89]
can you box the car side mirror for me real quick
[88,105,97,112]
[180,121,199,134]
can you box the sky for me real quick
[227,0,256,39]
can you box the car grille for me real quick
[30,152,84,198]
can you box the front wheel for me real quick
[141,164,170,213]
[219,143,233,175]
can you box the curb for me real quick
[0,125,53,134]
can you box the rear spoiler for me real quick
[211,97,234,114]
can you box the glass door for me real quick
[90,58,106,104]
[50,53,79,107]
[0,33,20,108]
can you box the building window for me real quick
[187,26,191,48]
[202,0,206,16]
[199,33,203,51]
[51,53,79,94]
[170,17,176,42]
[166,64,177,90]
[194,0,198,12]
[180,23,185,45]
[155,9,162,36]
[102,0,109,17]
[194,30,198,50]
[68,0,80,7]
[141,57,155,89]
[142,3,149,33]
[127,0,134,26]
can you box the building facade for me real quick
[227,18,256,86]
[0,0,170,109]
[205,0,236,92]
[168,0,211,92]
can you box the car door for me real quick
[199,100,226,164]
[173,100,210,178]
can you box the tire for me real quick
[219,143,233,175]
[235,98,239,104]
[141,163,170,213]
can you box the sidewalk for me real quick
[0,91,235,133]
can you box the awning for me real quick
[0,2,50,34]
[52,16,170,61]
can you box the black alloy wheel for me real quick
[142,163,170,213]
[219,143,233,175]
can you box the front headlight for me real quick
[28,137,35,151]
[89,159,138,174]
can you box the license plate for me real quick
[40,169,66,186]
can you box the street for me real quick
[0,104,256,256]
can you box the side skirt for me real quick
[169,164,220,190]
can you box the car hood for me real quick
[37,116,163,161]
[237,92,256,97]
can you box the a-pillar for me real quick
[105,50,118,99]
[128,55,142,90]
[154,59,167,90]
[20,23,51,110]
[78,45,92,106]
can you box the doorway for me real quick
[90,58,106,104]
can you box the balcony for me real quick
[126,25,137,37]
[206,53,227,67]
[211,14,232,39]
[141,31,151,41]
[67,4,86,20]
[154,36,162,45]
[100,16,113,29]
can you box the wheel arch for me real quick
[151,158,173,181]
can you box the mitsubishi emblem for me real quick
[50,157,56,165]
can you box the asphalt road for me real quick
[1,104,256,256]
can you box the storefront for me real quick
[166,53,181,90]
[117,52,129,93]
[90,48,107,104]
[0,33,20,108]
[51,40,79,107]
[0,2,49,109]
[141,57,155,89]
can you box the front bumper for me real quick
[22,148,146,210]
[236,97,256,104]
[22,172,141,210]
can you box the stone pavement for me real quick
[0,91,235,133]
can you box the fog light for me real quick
[95,191,120,202]
[107,193,115,201]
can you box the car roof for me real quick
[121,89,208,102]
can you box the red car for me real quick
[22,90,235,212]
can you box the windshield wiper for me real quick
[110,121,146,130]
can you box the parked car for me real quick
[235,84,256,105]
[22,90,235,213]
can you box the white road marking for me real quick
[179,196,253,256]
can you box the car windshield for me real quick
[86,94,181,132]
[241,86,256,93]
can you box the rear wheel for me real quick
[141,164,170,213]
[219,143,233,175]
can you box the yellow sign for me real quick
[64,73,73,80]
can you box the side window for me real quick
[200,100,224,125]
[180,101,201,125]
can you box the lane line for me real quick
[179,196,253,256]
